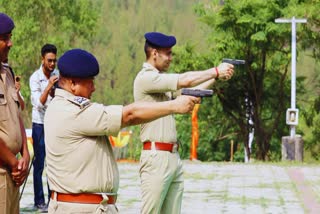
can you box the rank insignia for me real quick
[73,96,91,109]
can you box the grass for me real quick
[184,172,217,180]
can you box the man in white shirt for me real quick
[29,44,59,212]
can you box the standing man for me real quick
[29,43,59,212]
[133,32,235,214]
[0,13,30,214]
[44,49,199,213]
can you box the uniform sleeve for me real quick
[18,91,24,101]
[29,73,45,110]
[135,71,179,93]
[73,103,123,137]
[101,105,123,136]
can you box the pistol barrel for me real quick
[181,88,213,97]
[222,58,245,65]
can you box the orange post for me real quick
[230,140,234,162]
[190,104,200,160]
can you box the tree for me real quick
[176,0,320,161]
[1,0,100,125]
[91,0,208,106]
[172,44,238,161]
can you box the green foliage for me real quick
[125,126,143,160]
[91,0,207,106]
[172,45,238,161]
[1,0,100,125]
[1,0,319,162]
[301,92,320,160]
[182,0,319,161]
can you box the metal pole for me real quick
[275,17,307,138]
[290,17,297,137]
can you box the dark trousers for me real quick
[32,123,51,206]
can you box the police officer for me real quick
[0,13,30,214]
[44,49,200,214]
[133,32,234,214]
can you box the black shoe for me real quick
[34,203,48,213]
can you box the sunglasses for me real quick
[47,59,57,63]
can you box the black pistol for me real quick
[222,58,246,65]
[181,88,213,98]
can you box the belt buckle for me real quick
[172,143,178,153]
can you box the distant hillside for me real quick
[91,0,209,105]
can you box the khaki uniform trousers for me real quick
[48,193,118,214]
[0,168,19,214]
[140,150,184,214]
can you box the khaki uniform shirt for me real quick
[133,62,179,143]
[0,65,22,155]
[44,89,123,194]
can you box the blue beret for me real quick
[144,32,176,48]
[58,49,99,78]
[0,13,14,35]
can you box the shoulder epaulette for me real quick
[68,96,91,109]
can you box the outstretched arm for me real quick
[121,95,200,127]
[191,78,216,90]
[177,63,234,89]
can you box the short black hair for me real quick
[144,41,158,59]
[41,44,57,57]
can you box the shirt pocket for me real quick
[0,89,8,121]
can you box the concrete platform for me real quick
[20,161,320,214]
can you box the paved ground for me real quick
[20,161,320,214]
